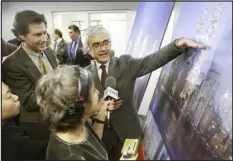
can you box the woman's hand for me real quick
[96,99,115,121]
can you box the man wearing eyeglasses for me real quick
[66,24,91,67]
[85,25,205,160]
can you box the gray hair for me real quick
[83,25,111,51]
[35,65,81,132]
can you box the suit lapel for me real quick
[78,40,83,49]
[18,47,42,83]
[89,58,117,94]
[44,49,57,69]
[89,62,105,93]
[74,40,83,59]
[108,57,117,78]
[58,39,65,49]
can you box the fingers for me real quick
[188,39,205,49]
[107,104,115,111]
[100,100,114,111]
[114,100,123,106]
[197,44,205,49]
[114,105,121,109]
[99,99,123,113]
[116,100,123,104]
[178,38,205,49]
[106,100,114,106]
[114,99,123,109]
[114,97,121,101]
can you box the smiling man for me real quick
[2,10,57,141]
[85,25,205,160]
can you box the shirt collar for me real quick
[22,43,44,58]
[95,59,110,70]
[55,38,62,43]
[72,39,80,43]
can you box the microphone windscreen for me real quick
[105,77,116,89]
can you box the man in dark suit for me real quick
[7,37,22,46]
[1,38,18,60]
[85,26,205,160]
[2,10,58,141]
[66,24,91,67]
[52,29,67,64]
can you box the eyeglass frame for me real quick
[91,39,111,50]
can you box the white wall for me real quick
[2,2,139,41]
[52,11,136,57]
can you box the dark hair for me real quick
[68,24,80,34]
[54,29,63,38]
[12,10,47,38]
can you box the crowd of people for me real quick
[1,9,204,160]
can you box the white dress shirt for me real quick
[95,59,110,81]
[23,44,53,74]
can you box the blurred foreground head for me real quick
[35,65,100,132]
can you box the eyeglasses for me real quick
[91,40,110,49]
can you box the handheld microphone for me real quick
[103,77,118,124]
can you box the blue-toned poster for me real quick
[125,2,175,111]
[150,2,232,160]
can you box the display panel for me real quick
[149,2,232,160]
[124,2,175,111]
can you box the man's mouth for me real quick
[99,53,108,56]
[39,43,46,47]
[15,101,21,108]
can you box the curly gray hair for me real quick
[35,65,88,132]
[83,25,111,51]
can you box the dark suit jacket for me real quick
[66,40,91,67]
[2,125,47,160]
[86,40,185,143]
[1,39,18,59]
[2,46,58,124]
[7,38,22,46]
[54,38,67,64]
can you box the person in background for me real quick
[2,10,57,141]
[35,65,116,160]
[1,38,18,61]
[66,24,91,67]
[1,82,47,160]
[47,33,52,47]
[84,25,205,160]
[7,37,22,46]
[52,28,67,64]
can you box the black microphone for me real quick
[103,77,118,124]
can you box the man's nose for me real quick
[41,34,47,41]
[12,94,19,102]
[100,45,106,51]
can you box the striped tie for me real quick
[100,64,108,87]
[39,53,48,75]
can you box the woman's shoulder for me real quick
[47,133,87,160]
[46,133,72,160]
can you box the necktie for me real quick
[39,53,48,75]
[100,64,108,87]
[71,41,77,59]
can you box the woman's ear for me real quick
[83,101,92,114]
